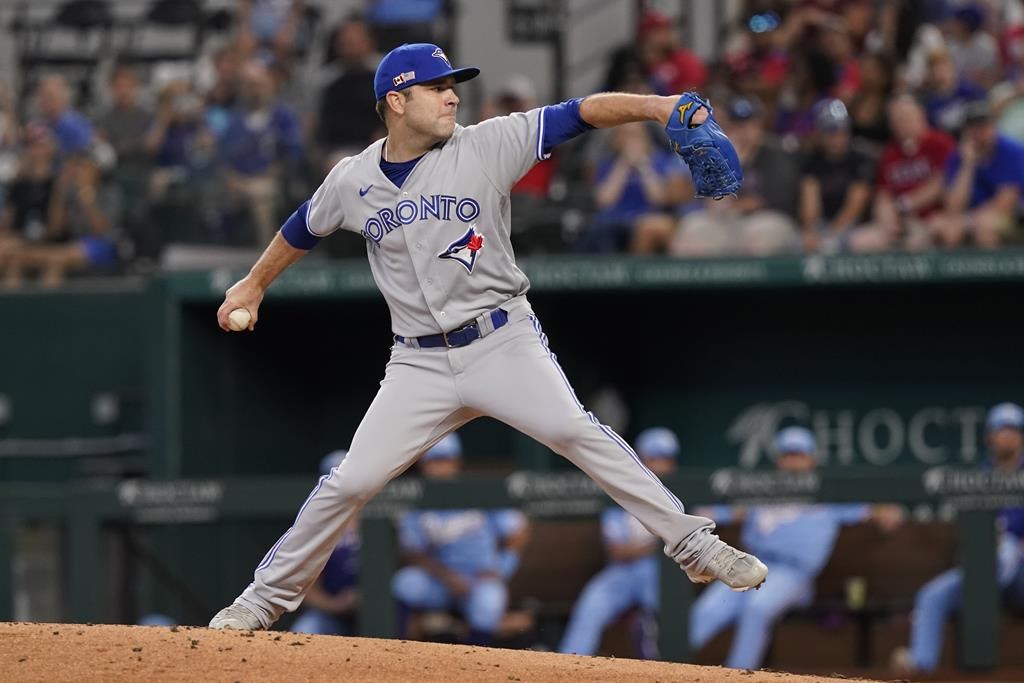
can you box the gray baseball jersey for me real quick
[305,111,543,336]
[232,108,725,628]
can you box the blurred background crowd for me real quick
[3,0,1024,287]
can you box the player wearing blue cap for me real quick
[690,426,903,670]
[391,433,530,646]
[290,450,361,635]
[892,403,1024,674]
[211,40,763,633]
[558,427,681,659]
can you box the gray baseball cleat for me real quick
[685,543,768,591]
[208,601,265,630]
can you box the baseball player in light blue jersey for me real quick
[892,402,1024,674]
[290,450,361,635]
[690,426,902,670]
[210,42,767,632]
[558,427,680,659]
[391,432,528,645]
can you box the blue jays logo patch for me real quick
[438,226,484,273]
[432,47,452,68]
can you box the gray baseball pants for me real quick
[237,303,718,625]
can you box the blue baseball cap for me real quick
[319,449,348,476]
[422,432,463,461]
[986,403,1024,432]
[636,427,680,460]
[373,43,480,101]
[775,426,817,457]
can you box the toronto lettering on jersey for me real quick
[360,194,482,244]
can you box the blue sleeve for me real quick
[539,98,595,159]
[280,200,321,250]
[398,513,428,553]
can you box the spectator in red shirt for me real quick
[640,11,707,95]
[851,95,955,252]
[604,11,706,96]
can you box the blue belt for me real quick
[395,308,509,349]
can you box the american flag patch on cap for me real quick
[392,70,416,86]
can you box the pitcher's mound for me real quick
[1,621,882,682]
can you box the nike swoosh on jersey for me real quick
[359,185,374,197]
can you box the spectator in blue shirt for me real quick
[291,449,361,635]
[34,75,94,161]
[689,427,903,670]
[145,80,216,180]
[392,432,530,646]
[931,100,1024,248]
[892,403,1024,674]
[920,48,986,138]
[558,427,681,660]
[219,60,304,245]
[575,121,687,254]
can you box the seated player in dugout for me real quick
[558,427,681,659]
[290,449,360,635]
[891,402,1024,675]
[391,433,530,646]
[209,41,759,634]
[689,427,904,670]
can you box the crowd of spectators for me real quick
[571,0,1024,257]
[3,0,1024,287]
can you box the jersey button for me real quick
[439,311,447,318]
[416,242,422,250]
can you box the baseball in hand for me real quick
[228,308,252,332]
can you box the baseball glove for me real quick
[665,92,743,200]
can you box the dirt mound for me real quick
[1,622,882,682]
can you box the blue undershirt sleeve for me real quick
[279,200,321,250]
[538,97,595,160]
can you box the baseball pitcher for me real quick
[209,42,762,632]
